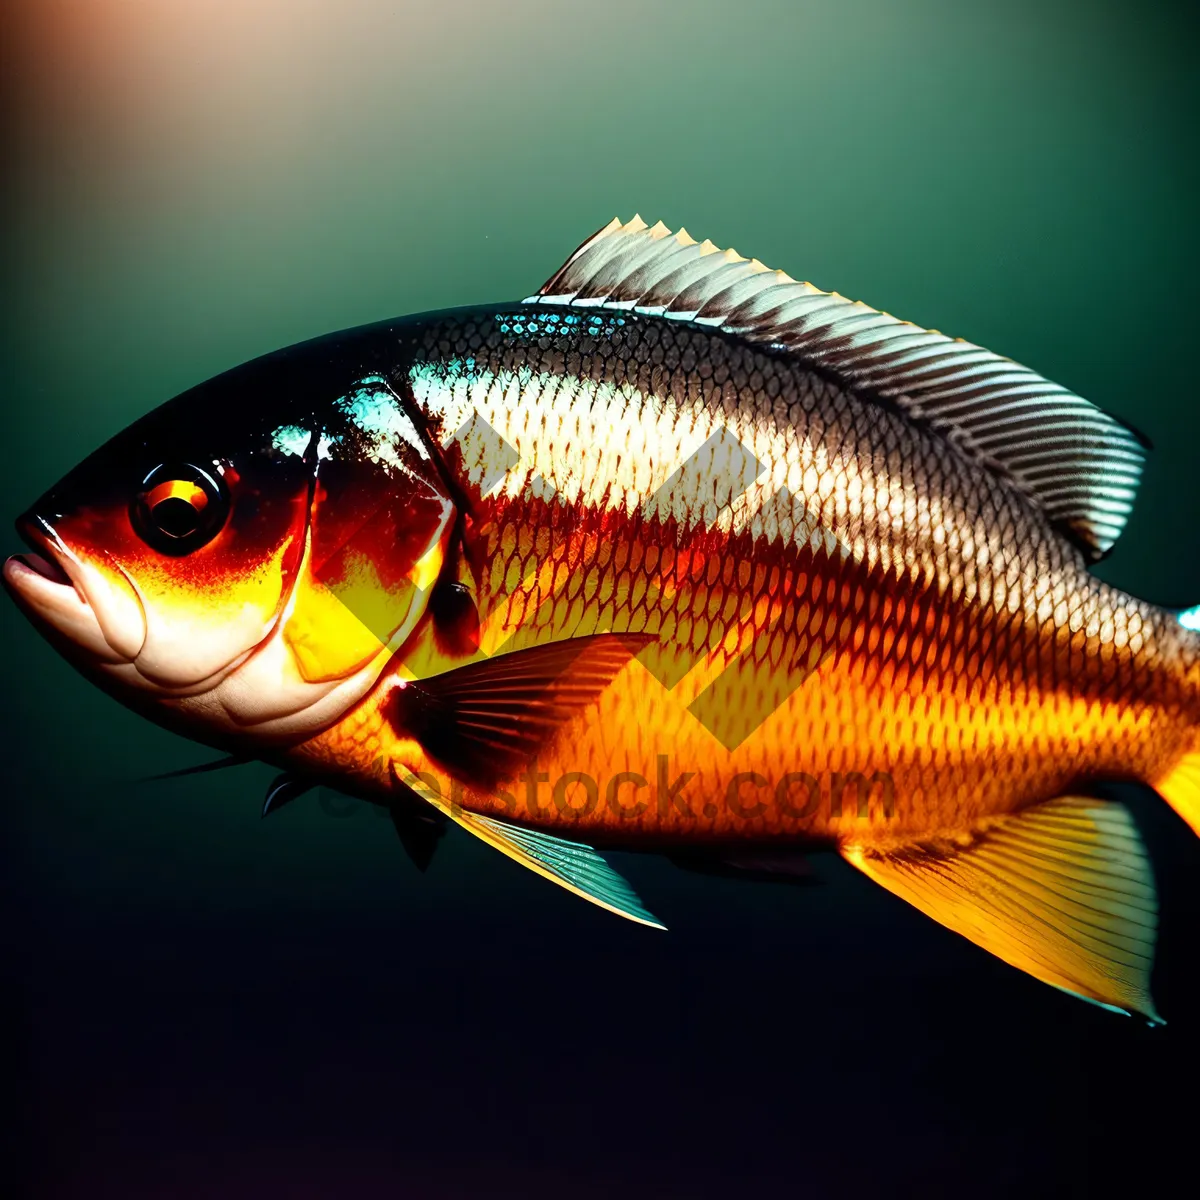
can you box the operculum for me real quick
[284,488,456,681]
[204,469,458,743]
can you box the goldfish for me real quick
[8,215,1199,1023]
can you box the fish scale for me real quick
[454,321,1152,591]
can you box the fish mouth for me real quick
[8,514,73,586]
[6,549,72,587]
[4,513,129,665]
[7,512,77,590]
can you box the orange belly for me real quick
[294,632,1187,849]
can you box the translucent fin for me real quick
[424,797,666,930]
[1155,750,1200,839]
[526,216,1148,559]
[842,795,1162,1023]
[390,633,653,790]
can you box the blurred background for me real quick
[2,1,1197,1196]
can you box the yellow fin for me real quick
[422,793,666,931]
[1155,750,1200,838]
[842,796,1162,1023]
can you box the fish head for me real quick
[5,338,458,750]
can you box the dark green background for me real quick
[3,2,1197,1196]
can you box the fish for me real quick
[7,214,1200,1023]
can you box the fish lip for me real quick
[10,512,77,590]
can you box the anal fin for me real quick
[842,795,1162,1024]
[421,791,665,930]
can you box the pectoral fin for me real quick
[390,633,653,790]
[842,795,1162,1024]
[422,795,665,930]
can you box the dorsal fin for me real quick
[524,216,1148,560]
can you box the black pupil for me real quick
[152,495,203,539]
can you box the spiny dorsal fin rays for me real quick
[525,216,1148,560]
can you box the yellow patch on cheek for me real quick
[282,539,446,683]
[283,575,391,683]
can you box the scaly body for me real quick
[9,216,1200,1020]
[293,307,1196,846]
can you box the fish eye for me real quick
[132,463,230,555]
